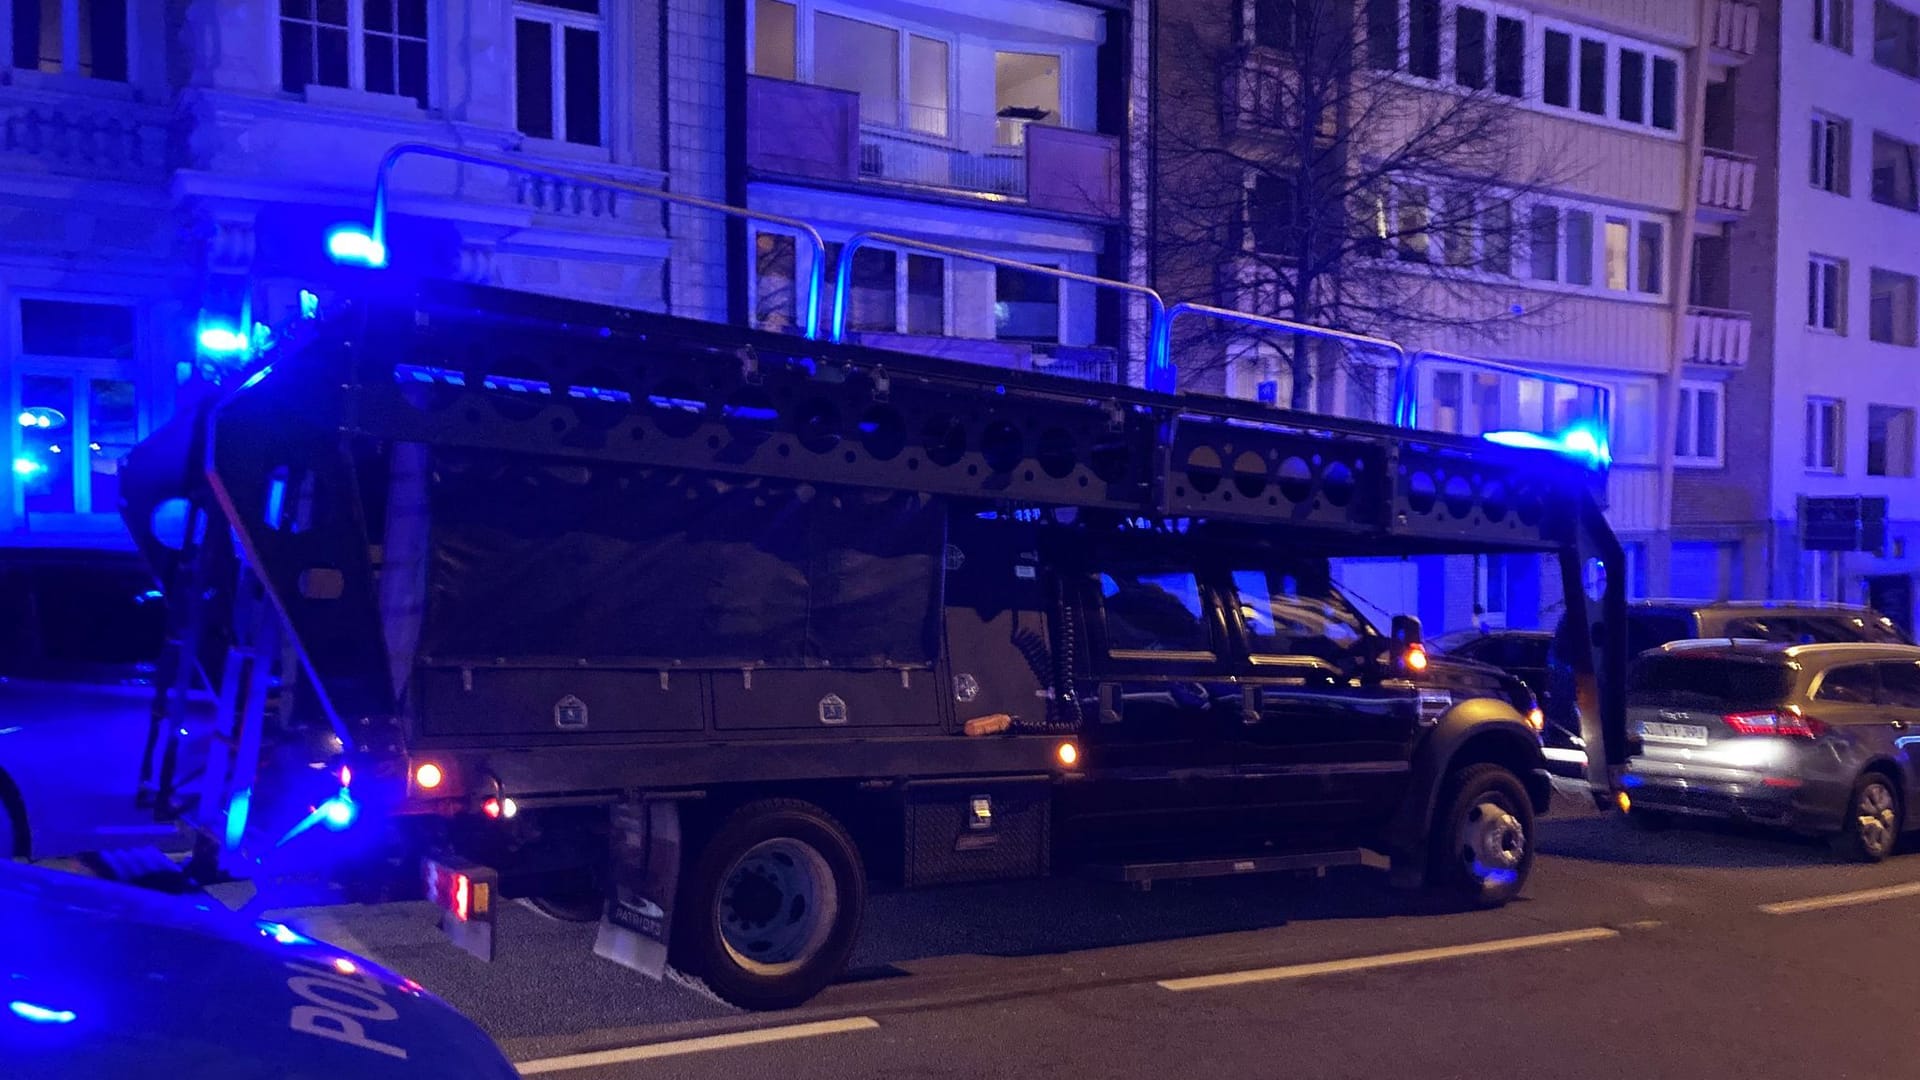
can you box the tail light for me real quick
[1723,709,1827,738]
[1402,642,1430,673]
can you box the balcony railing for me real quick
[1698,148,1756,217]
[0,92,168,180]
[1684,306,1752,368]
[1709,0,1761,61]
[745,75,1121,221]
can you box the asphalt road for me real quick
[277,787,1920,1080]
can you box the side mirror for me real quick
[1391,615,1429,674]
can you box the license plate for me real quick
[1639,721,1709,746]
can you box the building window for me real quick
[1638,220,1664,294]
[1408,0,1442,78]
[1441,189,1477,267]
[1869,405,1916,476]
[754,5,960,139]
[1674,382,1724,466]
[1542,29,1572,107]
[514,2,604,146]
[1246,175,1299,256]
[1809,255,1848,331]
[1480,201,1512,275]
[9,0,127,79]
[1366,0,1400,70]
[1601,216,1627,289]
[1430,370,1466,432]
[1806,396,1843,471]
[1564,209,1595,286]
[1250,0,1302,49]
[1576,37,1605,115]
[1396,183,1432,263]
[1812,113,1852,194]
[1538,21,1679,134]
[1612,380,1657,463]
[281,0,429,107]
[1869,268,1918,344]
[821,241,949,337]
[1618,48,1645,123]
[995,266,1059,344]
[1817,0,1855,49]
[753,232,800,334]
[1875,0,1920,76]
[1872,131,1919,209]
[1454,6,1487,88]
[1494,15,1525,96]
[1520,197,1663,295]
[13,298,141,522]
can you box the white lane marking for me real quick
[1157,927,1621,992]
[515,1017,881,1075]
[1758,881,1920,916]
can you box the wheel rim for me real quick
[1458,795,1526,887]
[1854,781,1898,856]
[716,837,838,976]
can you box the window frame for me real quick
[8,292,147,524]
[8,0,132,82]
[1870,130,1920,210]
[1809,254,1849,333]
[747,0,974,142]
[1806,394,1844,473]
[278,0,433,108]
[1867,403,1916,477]
[1226,564,1376,669]
[752,230,954,338]
[1868,266,1918,345]
[1673,380,1725,468]
[511,1,609,148]
[1094,566,1221,665]
[1812,111,1852,195]
[1873,0,1920,77]
[1816,0,1856,50]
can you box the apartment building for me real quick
[1681,0,1920,627]
[1153,0,1757,632]
[664,0,1142,380]
[0,1,667,549]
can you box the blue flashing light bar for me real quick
[11,457,42,478]
[320,794,357,831]
[197,325,251,357]
[9,1001,76,1025]
[325,225,388,268]
[1482,422,1612,470]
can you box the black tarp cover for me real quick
[415,454,943,669]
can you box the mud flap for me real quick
[592,800,680,980]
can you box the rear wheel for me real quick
[672,799,865,1010]
[1837,773,1902,863]
[1427,763,1535,907]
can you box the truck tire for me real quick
[672,799,865,1010]
[1427,763,1534,908]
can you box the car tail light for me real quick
[1402,643,1430,673]
[1723,709,1827,738]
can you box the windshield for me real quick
[1627,655,1795,710]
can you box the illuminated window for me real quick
[514,1,604,146]
[281,0,429,108]
[9,0,127,80]
[13,298,142,523]
[752,232,799,334]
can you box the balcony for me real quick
[745,75,1122,221]
[1708,0,1761,67]
[0,83,168,182]
[1683,307,1752,368]
[1696,147,1756,221]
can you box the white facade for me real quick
[1767,0,1920,605]
[0,0,668,549]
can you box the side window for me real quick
[1725,616,1814,643]
[1814,663,1880,704]
[1232,568,1368,662]
[1098,569,1212,656]
[1877,661,1920,707]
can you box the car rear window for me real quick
[1625,611,1695,655]
[1627,655,1794,710]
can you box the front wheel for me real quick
[1427,763,1535,907]
[672,799,866,1011]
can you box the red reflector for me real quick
[454,873,471,922]
[1724,710,1825,738]
[482,797,501,820]
[1762,776,1804,788]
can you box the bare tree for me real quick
[1154,0,1583,409]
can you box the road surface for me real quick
[281,790,1920,1079]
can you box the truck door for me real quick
[1056,563,1243,852]
[1225,565,1418,833]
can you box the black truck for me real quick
[118,279,1628,1010]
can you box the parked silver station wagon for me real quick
[1625,641,1920,861]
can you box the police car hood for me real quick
[2,860,518,1080]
